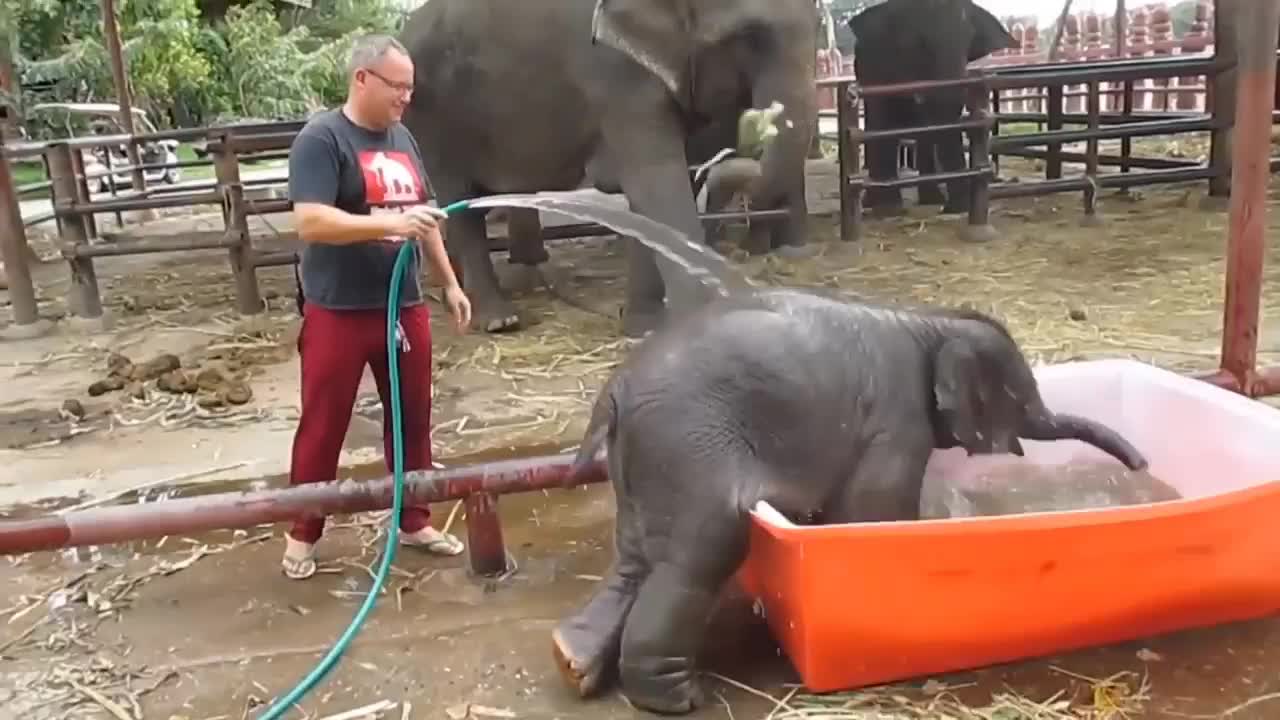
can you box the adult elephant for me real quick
[551,287,1148,714]
[848,0,1017,215]
[398,0,818,337]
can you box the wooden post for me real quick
[102,0,148,197]
[47,143,104,321]
[0,144,41,327]
[1219,0,1278,395]
[210,132,264,316]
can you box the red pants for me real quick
[288,303,435,544]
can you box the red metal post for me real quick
[0,454,606,556]
[465,492,509,577]
[1218,0,1279,397]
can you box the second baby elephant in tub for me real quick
[550,287,1149,714]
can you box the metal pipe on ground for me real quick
[0,454,608,576]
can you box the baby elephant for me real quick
[551,287,1148,714]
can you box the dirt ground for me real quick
[3,144,1280,719]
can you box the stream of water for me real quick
[465,192,756,299]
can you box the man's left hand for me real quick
[443,284,472,333]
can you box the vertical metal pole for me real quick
[837,82,861,246]
[102,0,147,196]
[963,79,995,242]
[988,87,1002,174]
[0,145,39,326]
[1208,0,1237,198]
[1046,85,1064,179]
[1120,79,1134,173]
[1219,0,1279,395]
[1083,79,1101,222]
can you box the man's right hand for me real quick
[386,207,441,240]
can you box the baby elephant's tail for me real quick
[566,384,617,483]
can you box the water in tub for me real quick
[918,454,1182,520]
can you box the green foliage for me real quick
[6,0,403,133]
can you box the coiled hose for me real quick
[257,198,472,720]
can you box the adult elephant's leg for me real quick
[552,458,650,697]
[864,97,905,216]
[506,208,549,266]
[617,496,751,714]
[915,133,947,206]
[606,111,713,337]
[500,208,549,296]
[444,203,523,333]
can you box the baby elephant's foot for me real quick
[619,656,705,715]
[551,623,614,698]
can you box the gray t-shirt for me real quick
[287,109,436,310]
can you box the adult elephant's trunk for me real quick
[1020,405,1150,472]
[746,66,817,251]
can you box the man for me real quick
[281,34,472,580]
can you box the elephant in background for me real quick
[849,0,1017,215]
[551,287,1149,714]
[399,0,818,338]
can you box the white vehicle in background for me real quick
[27,102,182,193]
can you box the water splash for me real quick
[462,192,756,299]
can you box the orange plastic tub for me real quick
[734,358,1280,693]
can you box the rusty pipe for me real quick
[0,454,607,556]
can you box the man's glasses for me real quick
[362,68,414,94]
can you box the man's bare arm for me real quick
[419,223,461,290]
[293,202,398,246]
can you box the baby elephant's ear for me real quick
[932,338,986,450]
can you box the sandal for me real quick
[281,536,318,580]
[400,526,465,556]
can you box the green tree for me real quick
[9,0,212,131]
[6,0,407,131]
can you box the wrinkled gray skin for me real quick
[849,0,1017,215]
[551,287,1149,714]
[398,0,817,337]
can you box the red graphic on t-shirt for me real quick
[358,150,425,206]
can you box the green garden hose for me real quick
[257,198,472,720]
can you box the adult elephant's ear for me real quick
[932,338,987,452]
[965,0,1019,62]
[590,0,691,99]
[846,1,893,45]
